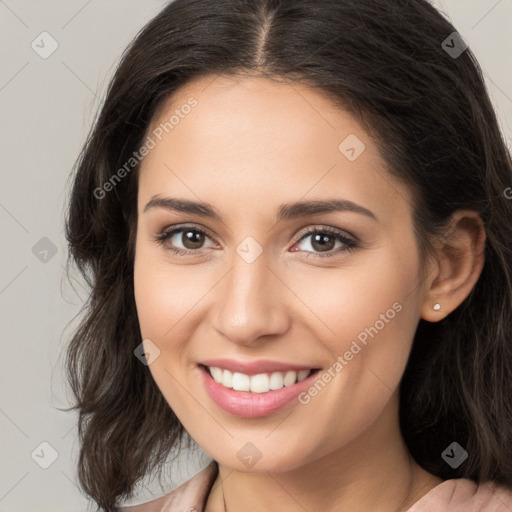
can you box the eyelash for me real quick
[153,225,358,259]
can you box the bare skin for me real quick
[133,74,485,512]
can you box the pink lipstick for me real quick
[198,360,321,418]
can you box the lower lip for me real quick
[199,365,320,418]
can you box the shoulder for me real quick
[408,478,512,512]
[116,461,218,512]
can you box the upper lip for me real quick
[199,358,319,376]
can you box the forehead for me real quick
[147,74,361,158]
[138,74,412,225]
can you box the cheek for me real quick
[134,231,421,367]
[133,247,205,413]
[133,244,221,395]
[291,246,420,352]
[293,247,420,429]
[134,241,208,339]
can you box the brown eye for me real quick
[180,229,206,250]
[310,233,336,252]
[292,227,357,258]
[156,226,216,255]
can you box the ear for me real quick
[420,210,486,322]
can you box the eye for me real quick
[154,224,357,259]
[291,226,357,258]
[154,225,216,256]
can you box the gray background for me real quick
[1,1,511,511]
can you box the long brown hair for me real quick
[64,0,512,510]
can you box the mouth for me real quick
[201,364,319,393]
[198,363,321,418]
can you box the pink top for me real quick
[117,462,512,512]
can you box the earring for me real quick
[433,303,441,311]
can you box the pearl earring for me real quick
[433,303,441,311]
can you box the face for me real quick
[133,74,426,473]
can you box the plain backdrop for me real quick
[1,1,511,511]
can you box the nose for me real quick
[211,252,291,346]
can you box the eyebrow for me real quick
[143,196,377,222]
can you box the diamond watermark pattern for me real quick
[441,441,468,469]
[134,339,161,365]
[338,134,366,161]
[237,442,263,468]
[32,237,58,263]
[31,32,59,59]
[441,32,468,59]
[31,441,59,469]
[236,236,263,264]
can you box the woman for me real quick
[64,0,512,510]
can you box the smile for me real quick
[198,360,321,418]
[207,366,312,393]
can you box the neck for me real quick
[206,397,443,512]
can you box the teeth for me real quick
[269,371,284,390]
[208,366,313,393]
[222,369,233,388]
[283,370,297,386]
[232,372,250,391]
[297,369,310,382]
[210,366,223,383]
[250,373,269,393]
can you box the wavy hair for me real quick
[64,0,512,510]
